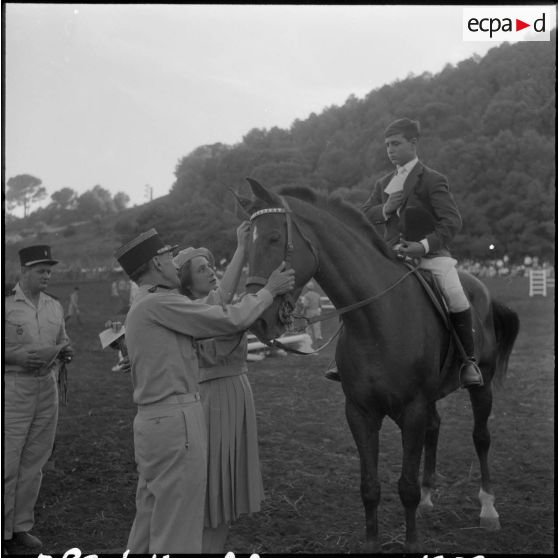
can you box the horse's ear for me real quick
[246,177,282,205]
[228,188,252,217]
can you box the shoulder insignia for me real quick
[148,284,173,293]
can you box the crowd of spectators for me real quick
[5,255,554,295]
[458,255,555,279]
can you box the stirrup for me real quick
[459,359,484,388]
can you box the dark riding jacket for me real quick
[361,162,462,257]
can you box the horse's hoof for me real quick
[418,488,434,513]
[417,501,434,515]
[480,516,501,530]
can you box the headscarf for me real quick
[172,247,215,271]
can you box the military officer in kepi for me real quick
[4,245,74,554]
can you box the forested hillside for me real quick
[163,32,555,261]
[6,32,555,269]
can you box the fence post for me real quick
[529,269,547,297]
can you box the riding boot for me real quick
[324,361,341,382]
[450,308,484,388]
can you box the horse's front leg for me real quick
[419,401,441,512]
[397,395,428,552]
[468,381,501,530]
[345,397,383,553]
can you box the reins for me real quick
[246,197,319,285]
[246,207,293,287]
[299,262,420,325]
[274,262,419,356]
[247,194,420,356]
[260,322,344,356]
[247,197,319,331]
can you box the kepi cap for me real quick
[173,247,215,270]
[19,245,58,267]
[114,228,177,277]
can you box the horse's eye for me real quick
[269,231,281,243]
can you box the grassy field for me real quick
[32,275,553,555]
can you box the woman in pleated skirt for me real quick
[197,334,264,551]
[173,223,264,553]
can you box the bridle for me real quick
[246,196,319,328]
[245,194,419,355]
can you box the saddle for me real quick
[398,205,452,328]
[403,260,465,398]
[404,261,450,330]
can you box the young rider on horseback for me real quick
[325,117,483,388]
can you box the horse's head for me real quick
[234,178,319,341]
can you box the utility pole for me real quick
[144,184,153,202]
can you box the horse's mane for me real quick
[278,185,395,260]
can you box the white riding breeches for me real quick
[419,257,470,313]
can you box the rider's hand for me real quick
[264,262,296,298]
[384,191,405,216]
[393,240,425,258]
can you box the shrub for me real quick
[114,218,137,242]
[63,225,77,237]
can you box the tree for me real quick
[51,187,77,210]
[58,30,551,264]
[91,185,116,213]
[76,191,104,217]
[6,174,47,217]
[76,185,116,217]
[113,191,131,211]
[93,213,106,234]
[481,99,533,135]
[114,216,138,242]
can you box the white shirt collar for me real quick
[396,157,419,175]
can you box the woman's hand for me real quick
[236,221,251,254]
[264,262,296,297]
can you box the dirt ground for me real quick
[29,276,553,555]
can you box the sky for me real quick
[3,4,553,215]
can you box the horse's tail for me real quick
[491,299,520,387]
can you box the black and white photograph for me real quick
[3,4,555,555]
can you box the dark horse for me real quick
[237,178,520,552]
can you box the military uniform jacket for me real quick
[4,283,69,373]
[125,285,273,405]
[361,162,462,257]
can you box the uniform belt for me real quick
[199,366,246,383]
[4,368,53,378]
[137,392,200,410]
